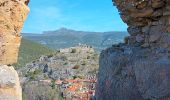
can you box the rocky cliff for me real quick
[96,0,170,100]
[0,0,29,100]
[0,0,29,65]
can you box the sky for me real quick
[22,0,128,33]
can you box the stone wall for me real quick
[113,0,170,47]
[96,0,170,100]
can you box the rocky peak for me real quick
[58,27,70,31]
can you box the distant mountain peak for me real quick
[57,27,74,32]
[58,27,69,31]
[42,28,78,36]
[41,28,127,36]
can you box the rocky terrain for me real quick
[18,45,99,100]
[96,0,170,100]
[0,0,29,100]
[1,0,170,100]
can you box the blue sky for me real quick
[22,0,127,33]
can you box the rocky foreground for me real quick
[0,65,22,100]
[96,0,170,100]
[1,0,170,100]
[0,0,29,100]
[0,0,29,65]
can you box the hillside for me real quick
[22,28,128,51]
[18,45,99,100]
[14,38,55,68]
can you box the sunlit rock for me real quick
[0,0,29,65]
[0,65,22,100]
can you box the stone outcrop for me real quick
[0,65,22,100]
[96,0,170,100]
[0,0,29,100]
[0,0,29,65]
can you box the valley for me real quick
[17,44,99,100]
[15,29,128,100]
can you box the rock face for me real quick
[0,65,22,100]
[0,0,29,100]
[0,0,29,65]
[96,0,170,100]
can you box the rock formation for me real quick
[0,0,29,100]
[0,65,22,100]
[0,0,29,65]
[96,0,170,100]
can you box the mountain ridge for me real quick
[22,28,127,35]
[22,28,128,51]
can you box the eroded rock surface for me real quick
[0,0,29,100]
[96,0,170,100]
[0,0,29,65]
[0,65,22,100]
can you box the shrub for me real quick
[73,76,78,79]
[34,69,42,75]
[25,69,42,80]
[63,62,68,65]
[72,65,80,69]
[87,55,91,59]
[44,74,48,79]
[81,61,87,65]
[51,80,56,89]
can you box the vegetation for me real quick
[25,69,42,80]
[51,80,56,89]
[19,44,99,100]
[72,65,80,69]
[22,82,58,100]
[81,61,87,66]
[13,38,54,68]
[87,55,91,59]
[63,62,68,65]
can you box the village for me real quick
[19,44,99,100]
[59,43,94,53]
[39,74,97,100]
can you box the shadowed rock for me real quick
[96,0,170,100]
